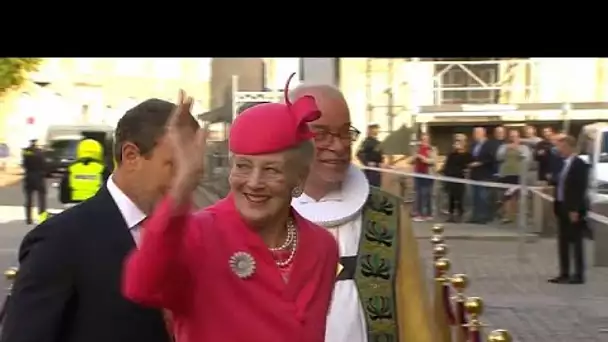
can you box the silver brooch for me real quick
[229,251,256,279]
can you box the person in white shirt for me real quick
[1,98,189,342]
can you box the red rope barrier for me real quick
[456,300,468,337]
[441,284,455,325]
[470,328,482,342]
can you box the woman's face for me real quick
[453,141,463,151]
[229,152,300,225]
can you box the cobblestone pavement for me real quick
[419,238,608,342]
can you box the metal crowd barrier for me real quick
[364,164,608,264]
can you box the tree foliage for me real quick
[0,58,42,95]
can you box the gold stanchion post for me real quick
[430,234,444,246]
[433,258,453,342]
[450,273,469,342]
[0,266,18,323]
[488,329,513,342]
[432,223,444,236]
[464,296,485,342]
[431,223,446,261]
[4,267,18,290]
[433,244,449,261]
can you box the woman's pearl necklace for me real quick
[269,218,298,268]
[268,218,295,252]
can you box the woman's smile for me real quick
[243,193,271,204]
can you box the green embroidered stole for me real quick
[354,186,401,342]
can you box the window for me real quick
[49,139,79,158]
[153,58,182,79]
[115,58,145,76]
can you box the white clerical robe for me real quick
[293,165,370,342]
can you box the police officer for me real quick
[58,138,110,207]
[357,123,384,187]
[22,138,47,225]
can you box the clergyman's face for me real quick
[307,93,352,185]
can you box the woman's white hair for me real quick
[227,139,314,177]
[286,140,315,174]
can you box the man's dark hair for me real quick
[113,98,198,164]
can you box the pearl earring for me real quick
[291,186,303,198]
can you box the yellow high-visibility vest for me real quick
[37,210,61,224]
[68,161,104,201]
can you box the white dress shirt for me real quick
[106,175,146,246]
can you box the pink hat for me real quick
[229,73,321,155]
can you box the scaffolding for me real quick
[364,58,403,138]
[225,58,608,142]
[402,58,608,137]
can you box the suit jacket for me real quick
[469,140,495,180]
[554,156,589,215]
[548,149,564,186]
[0,186,171,342]
[534,139,554,180]
[487,138,505,175]
[357,136,383,165]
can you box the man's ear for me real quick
[120,142,141,166]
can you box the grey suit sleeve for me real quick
[519,145,532,163]
[0,223,75,342]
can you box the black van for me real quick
[43,125,114,177]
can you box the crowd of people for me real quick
[410,125,591,285]
[409,125,568,224]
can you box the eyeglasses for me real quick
[311,126,361,145]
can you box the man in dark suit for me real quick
[0,98,198,342]
[468,127,496,223]
[357,123,383,187]
[534,127,555,182]
[547,132,565,186]
[21,138,47,225]
[548,135,589,285]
